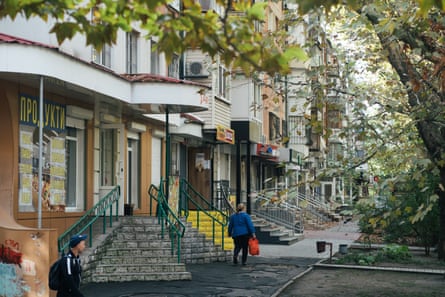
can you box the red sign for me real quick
[256,144,279,159]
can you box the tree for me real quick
[0,0,306,76]
[295,0,445,259]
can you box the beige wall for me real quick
[0,81,58,297]
[0,78,163,296]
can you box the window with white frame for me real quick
[253,82,262,119]
[65,126,86,211]
[126,31,139,74]
[218,65,229,99]
[168,54,179,78]
[151,40,160,75]
[328,142,343,165]
[92,44,111,68]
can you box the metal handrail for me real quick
[180,179,229,250]
[58,186,120,252]
[213,180,236,216]
[148,182,185,263]
[253,193,304,234]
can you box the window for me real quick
[269,112,280,142]
[18,97,87,212]
[150,40,160,75]
[327,108,342,129]
[252,82,262,119]
[91,7,111,68]
[126,31,139,74]
[168,54,179,78]
[328,142,343,165]
[288,115,306,144]
[218,65,228,99]
[65,127,86,211]
[92,44,111,68]
[100,129,117,186]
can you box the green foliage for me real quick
[336,244,411,266]
[382,244,412,262]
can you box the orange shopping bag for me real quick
[248,237,260,256]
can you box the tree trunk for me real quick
[377,35,445,260]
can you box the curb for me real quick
[270,258,325,297]
[314,263,445,275]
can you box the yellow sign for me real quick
[19,94,66,132]
[216,125,235,144]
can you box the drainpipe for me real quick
[236,138,241,206]
[165,106,170,199]
[246,141,251,214]
[38,76,44,229]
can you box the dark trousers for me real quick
[233,234,250,264]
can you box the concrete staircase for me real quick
[81,215,233,284]
[181,220,232,263]
[83,216,191,283]
[186,210,234,251]
[252,215,303,245]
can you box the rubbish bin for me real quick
[339,244,348,254]
[124,204,134,216]
[316,241,326,253]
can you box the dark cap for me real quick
[69,234,87,248]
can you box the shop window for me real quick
[18,96,86,212]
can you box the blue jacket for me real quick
[228,212,255,238]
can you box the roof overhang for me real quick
[0,41,208,114]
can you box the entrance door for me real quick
[99,124,125,214]
[187,147,211,209]
[127,136,140,209]
[151,136,162,187]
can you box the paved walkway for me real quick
[82,221,361,297]
[82,221,445,296]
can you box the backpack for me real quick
[48,254,64,291]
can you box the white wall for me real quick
[230,76,253,121]
[0,15,167,76]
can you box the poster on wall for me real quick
[168,176,180,219]
[18,94,66,212]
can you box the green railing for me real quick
[58,186,120,253]
[179,179,229,250]
[148,181,185,263]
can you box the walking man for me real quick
[228,203,256,265]
[57,234,87,297]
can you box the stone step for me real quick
[100,247,174,257]
[94,263,187,274]
[89,256,178,265]
[92,271,192,283]
[109,240,171,249]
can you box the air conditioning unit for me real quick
[185,61,209,78]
